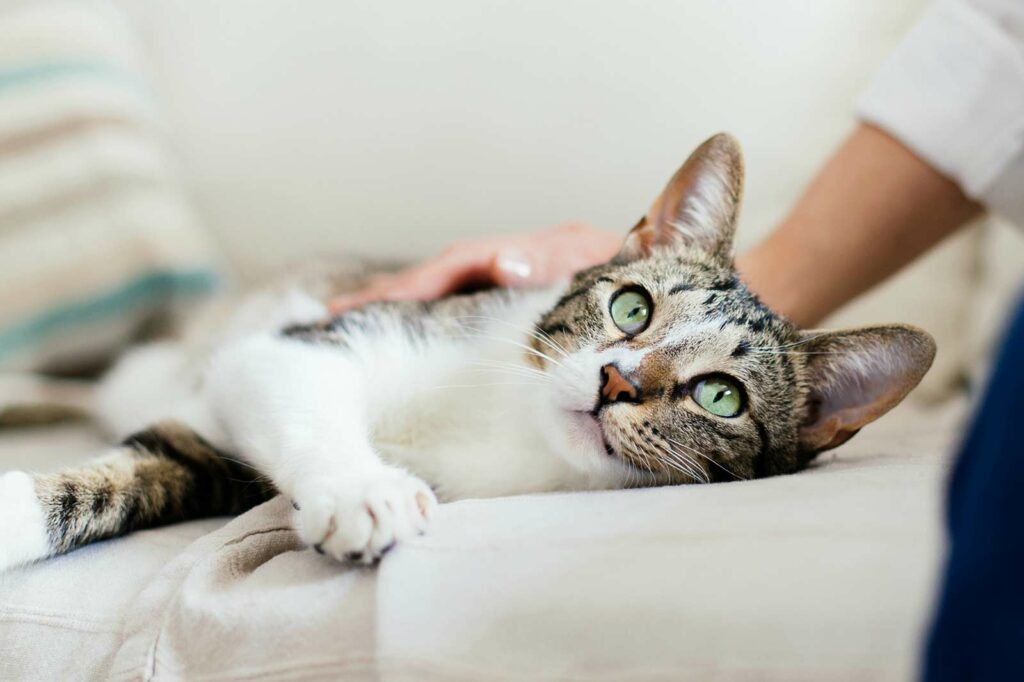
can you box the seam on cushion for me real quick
[0,603,121,625]
[108,521,294,680]
[393,526,932,553]
[219,526,293,549]
[155,655,892,682]
[0,610,121,634]
[140,526,295,682]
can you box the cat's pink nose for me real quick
[600,364,640,405]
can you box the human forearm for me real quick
[736,123,981,327]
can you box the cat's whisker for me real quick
[466,360,551,379]
[661,446,708,484]
[656,451,699,483]
[455,315,572,360]
[748,350,846,355]
[656,439,710,483]
[747,333,828,352]
[620,440,661,487]
[531,328,571,360]
[455,316,577,369]
[428,381,548,391]
[460,331,567,370]
[465,365,552,384]
[622,435,691,485]
[662,434,743,481]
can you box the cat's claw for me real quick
[293,468,436,565]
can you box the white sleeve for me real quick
[856,0,1024,224]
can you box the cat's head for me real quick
[529,133,935,485]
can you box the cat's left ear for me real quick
[618,132,743,262]
[797,325,936,453]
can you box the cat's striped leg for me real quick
[0,421,275,571]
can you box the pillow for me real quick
[0,1,219,373]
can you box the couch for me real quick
[1,1,1021,679]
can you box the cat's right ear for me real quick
[617,132,744,263]
[796,324,936,453]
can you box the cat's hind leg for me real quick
[0,421,275,571]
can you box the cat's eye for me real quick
[692,375,745,418]
[609,288,652,335]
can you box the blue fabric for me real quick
[0,60,145,95]
[923,293,1024,681]
[0,269,219,362]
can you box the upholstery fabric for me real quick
[0,401,965,681]
[0,1,217,372]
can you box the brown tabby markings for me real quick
[5,132,936,566]
[33,423,273,556]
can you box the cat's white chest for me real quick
[369,351,578,501]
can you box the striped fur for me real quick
[0,133,936,569]
[30,422,273,558]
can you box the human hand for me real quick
[329,222,621,313]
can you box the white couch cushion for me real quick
[1,400,962,681]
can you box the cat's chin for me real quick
[527,395,631,486]
[568,410,609,454]
[551,409,634,483]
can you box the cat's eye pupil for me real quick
[692,377,744,418]
[609,289,652,335]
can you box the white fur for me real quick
[0,472,51,571]
[59,286,641,564]
[0,283,684,566]
[670,166,733,250]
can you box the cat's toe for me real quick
[294,468,436,565]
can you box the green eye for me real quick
[692,376,745,418]
[609,288,652,335]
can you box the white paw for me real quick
[0,471,51,571]
[293,467,436,565]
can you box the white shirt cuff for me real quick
[857,0,1024,223]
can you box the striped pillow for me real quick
[0,1,219,372]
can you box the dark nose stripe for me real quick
[601,364,640,404]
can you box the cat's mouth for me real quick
[570,409,618,459]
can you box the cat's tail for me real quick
[0,421,276,571]
[0,374,96,427]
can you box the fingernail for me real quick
[495,249,532,285]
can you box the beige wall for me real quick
[115,0,1023,397]
[116,0,927,273]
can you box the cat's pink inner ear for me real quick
[618,132,743,261]
[798,325,937,452]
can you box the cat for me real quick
[0,133,935,570]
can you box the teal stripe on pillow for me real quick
[0,60,147,96]
[0,269,220,360]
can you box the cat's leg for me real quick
[0,421,274,571]
[206,334,437,565]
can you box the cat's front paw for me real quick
[293,467,436,565]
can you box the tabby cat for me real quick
[0,134,935,569]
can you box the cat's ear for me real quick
[618,132,743,262]
[797,325,936,452]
